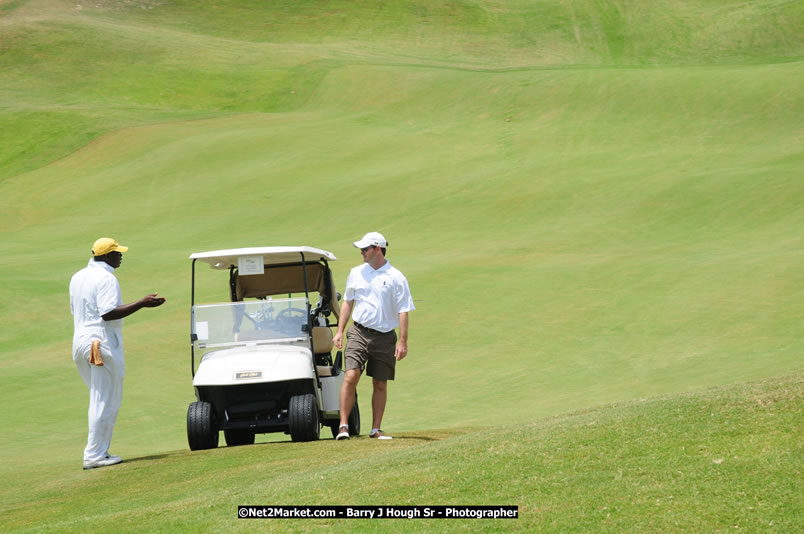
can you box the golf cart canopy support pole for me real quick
[191,258,197,377]
[299,251,322,389]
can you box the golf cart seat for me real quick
[312,326,334,354]
[313,326,337,377]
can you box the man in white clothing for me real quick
[70,237,165,469]
[333,232,414,440]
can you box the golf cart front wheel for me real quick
[224,428,255,447]
[289,393,320,442]
[187,401,219,451]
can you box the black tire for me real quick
[348,394,361,436]
[187,401,219,450]
[289,393,319,442]
[329,421,340,439]
[224,428,255,447]
[328,393,360,438]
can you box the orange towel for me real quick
[90,339,104,366]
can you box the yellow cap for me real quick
[92,237,129,256]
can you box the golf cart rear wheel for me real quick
[289,393,320,442]
[348,395,360,436]
[224,429,255,447]
[187,401,219,450]
[329,393,360,438]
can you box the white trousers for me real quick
[74,342,125,462]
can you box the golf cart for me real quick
[186,247,359,450]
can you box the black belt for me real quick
[354,322,388,335]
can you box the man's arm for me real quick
[395,311,409,360]
[332,299,354,349]
[102,293,166,321]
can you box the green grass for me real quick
[2,375,801,532]
[0,0,802,530]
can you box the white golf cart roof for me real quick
[190,247,336,269]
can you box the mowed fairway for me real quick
[1,0,802,531]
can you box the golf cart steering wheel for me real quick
[277,307,306,322]
[276,307,307,335]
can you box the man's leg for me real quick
[339,369,361,427]
[74,351,91,388]
[85,363,116,461]
[83,348,124,461]
[371,378,388,430]
[98,355,124,457]
[339,324,367,435]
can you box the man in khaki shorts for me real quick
[333,232,415,440]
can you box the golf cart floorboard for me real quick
[222,417,289,433]
[198,379,314,429]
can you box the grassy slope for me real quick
[0,0,802,530]
[3,375,801,533]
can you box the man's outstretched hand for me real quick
[140,293,166,307]
[103,293,166,321]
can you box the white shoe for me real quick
[83,454,123,470]
[369,429,392,440]
[335,424,350,440]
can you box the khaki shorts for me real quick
[344,323,397,381]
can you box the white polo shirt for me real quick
[69,259,124,358]
[344,261,414,333]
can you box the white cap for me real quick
[353,232,388,249]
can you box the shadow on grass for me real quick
[123,451,188,463]
[125,427,475,464]
[356,435,440,442]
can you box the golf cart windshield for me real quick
[193,297,309,351]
